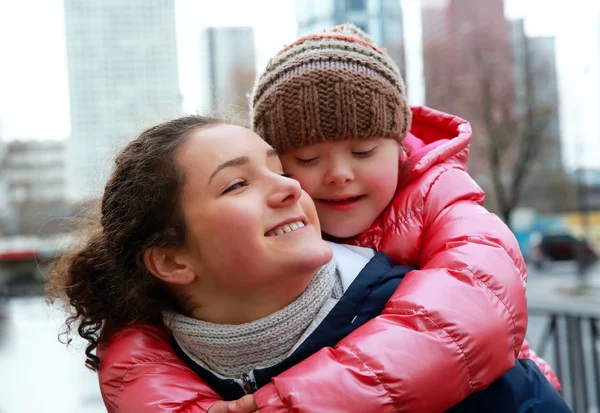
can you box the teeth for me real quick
[267,221,306,237]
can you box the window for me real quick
[353,22,369,33]
[347,0,366,11]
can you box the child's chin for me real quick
[322,228,359,241]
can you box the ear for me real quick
[144,246,196,286]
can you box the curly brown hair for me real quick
[47,115,224,371]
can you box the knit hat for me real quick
[250,23,411,154]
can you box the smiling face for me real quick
[173,124,332,318]
[280,138,400,239]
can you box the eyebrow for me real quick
[208,149,279,184]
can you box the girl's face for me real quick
[280,138,400,239]
[165,124,332,322]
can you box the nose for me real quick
[324,158,354,186]
[267,173,302,207]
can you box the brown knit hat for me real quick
[250,23,411,154]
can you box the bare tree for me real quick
[423,25,565,224]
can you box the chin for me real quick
[323,221,370,240]
[295,239,333,268]
[323,228,359,240]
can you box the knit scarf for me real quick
[165,259,343,378]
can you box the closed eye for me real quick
[296,157,319,166]
[222,180,248,194]
[352,148,376,158]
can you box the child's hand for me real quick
[227,395,259,413]
[208,395,259,413]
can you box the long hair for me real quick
[47,115,223,371]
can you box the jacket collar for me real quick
[404,106,472,183]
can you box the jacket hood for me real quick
[404,106,472,182]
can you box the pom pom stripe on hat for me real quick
[250,24,412,154]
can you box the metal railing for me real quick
[530,305,600,413]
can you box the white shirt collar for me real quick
[326,241,375,291]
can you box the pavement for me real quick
[526,260,600,314]
[524,260,599,352]
[525,259,599,355]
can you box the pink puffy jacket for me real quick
[97,106,559,413]
[347,106,559,391]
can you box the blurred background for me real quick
[0,0,599,412]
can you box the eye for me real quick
[222,180,248,194]
[296,157,319,166]
[352,147,377,158]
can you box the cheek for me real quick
[223,204,259,235]
[300,193,321,233]
[281,157,322,196]
[199,203,261,251]
[288,169,321,197]
[365,162,399,200]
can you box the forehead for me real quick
[287,138,391,153]
[177,124,273,177]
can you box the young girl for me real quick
[249,22,559,398]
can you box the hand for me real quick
[207,395,259,413]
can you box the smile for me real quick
[266,220,306,237]
[320,195,365,203]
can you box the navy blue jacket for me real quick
[174,252,571,412]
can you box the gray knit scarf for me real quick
[165,259,343,378]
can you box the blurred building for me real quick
[64,0,182,201]
[199,27,256,124]
[507,20,575,214]
[0,140,67,235]
[418,0,579,218]
[295,0,406,77]
[511,19,562,171]
[554,9,600,170]
[421,0,510,124]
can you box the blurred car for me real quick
[531,231,598,270]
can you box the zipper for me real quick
[237,371,258,394]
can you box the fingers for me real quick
[207,401,230,413]
[227,395,258,413]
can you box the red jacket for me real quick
[97,106,559,413]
